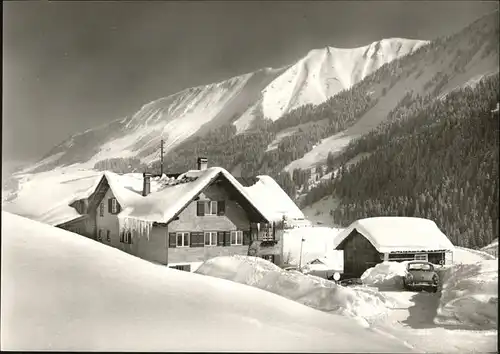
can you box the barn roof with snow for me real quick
[333,217,455,253]
[78,167,304,230]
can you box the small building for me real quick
[333,217,455,279]
[301,253,344,279]
[57,158,305,271]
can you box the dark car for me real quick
[403,261,440,292]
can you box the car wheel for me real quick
[432,286,438,293]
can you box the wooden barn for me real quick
[333,217,455,279]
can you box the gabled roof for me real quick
[99,168,266,225]
[305,255,342,271]
[241,175,305,222]
[98,167,303,227]
[333,217,455,253]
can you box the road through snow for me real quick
[372,290,497,353]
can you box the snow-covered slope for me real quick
[21,68,284,174]
[17,38,426,176]
[1,211,413,352]
[259,38,427,121]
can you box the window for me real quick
[176,232,190,247]
[97,229,103,241]
[262,254,275,263]
[415,254,428,261]
[204,231,217,246]
[109,198,119,214]
[197,200,225,216]
[106,230,111,242]
[169,264,191,272]
[408,262,433,271]
[230,231,243,245]
[99,203,104,217]
[205,201,217,215]
[120,230,132,244]
[123,231,132,244]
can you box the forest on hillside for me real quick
[147,11,498,189]
[304,73,499,249]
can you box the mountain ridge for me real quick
[18,37,427,175]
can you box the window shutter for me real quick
[116,202,121,214]
[217,232,225,246]
[197,201,205,216]
[223,231,231,246]
[169,233,177,248]
[108,198,113,214]
[217,200,226,216]
[243,231,251,245]
[190,232,204,247]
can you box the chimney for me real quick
[143,172,152,196]
[197,157,208,171]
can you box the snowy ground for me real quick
[1,211,413,352]
[301,196,340,228]
[362,257,498,353]
[374,290,497,353]
[481,238,499,258]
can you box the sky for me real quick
[2,1,498,172]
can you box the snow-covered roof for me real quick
[100,167,301,227]
[333,217,455,253]
[306,255,343,271]
[2,168,104,227]
[241,175,305,222]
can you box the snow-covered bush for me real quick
[195,255,396,324]
[361,261,409,290]
[434,260,498,330]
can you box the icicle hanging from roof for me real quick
[118,216,154,241]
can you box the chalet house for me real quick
[333,217,455,279]
[57,158,306,271]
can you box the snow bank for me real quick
[283,226,343,266]
[481,239,499,258]
[361,261,410,290]
[434,260,498,330]
[195,255,397,325]
[1,212,412,352]
[454,246,496,264]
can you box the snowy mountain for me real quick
[3,11,498,224]
[260,38,426,121]
[16,38,425,175]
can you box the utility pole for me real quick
[298,238,305,270]
[160,139,164,177]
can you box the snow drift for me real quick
[1,212,414,352]
[195,255,397,325]
[481,238,499,258]
[434,260,498,330]
[361,261,410,290]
